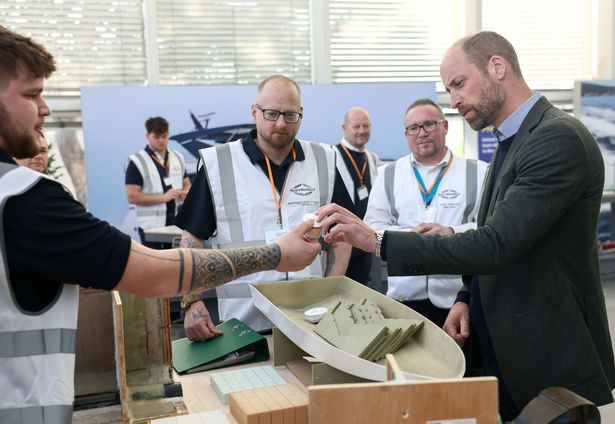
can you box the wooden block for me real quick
[308,377,498,424]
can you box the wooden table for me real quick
[175,336,306,422]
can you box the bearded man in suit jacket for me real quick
[316,31,615,421]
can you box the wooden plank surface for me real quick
[308,377,498,424]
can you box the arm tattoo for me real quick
[325,246,336,276]
[177,249,185,294]
[189,244,281,292]
[180,237,203,249]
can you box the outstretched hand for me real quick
[275,219,322,272]
[315,203,378,253]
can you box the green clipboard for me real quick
[172,318,269,374]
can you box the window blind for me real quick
[482,0,593,90]
[0,0,146,95]
[329,0,463,84]
[154,0,311,85]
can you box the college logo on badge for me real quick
[439,189,460,199]
[290,183,315,196]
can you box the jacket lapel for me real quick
[477,96,553,225]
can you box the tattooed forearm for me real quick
[180,235,204,249]
[177,249,185,294]
[325,246,335,276]
[131,248,180,262]
[188,244,281,292]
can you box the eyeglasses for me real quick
[405,119,445,136]
[255,104,303,123]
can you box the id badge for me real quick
[357,185,369,201]
[417,204,437,222]
[163,176,172,187]
[264,225,289,244]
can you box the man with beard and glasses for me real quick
[364,98,487,330]
[314,31,615,420]
[0,26,321,424]
[175,75,353,340]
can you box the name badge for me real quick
[357,185,369,201]
[163,176,172,187]
[417,204,437,222]
[264,225,289,244]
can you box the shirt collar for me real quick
[242,129,305,166]
[0,148,17,165]
[410,148,451,168]
[145,145,167,160]
[340,137,365,153]
[493,92,542,142]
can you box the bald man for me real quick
[176,75,353,338]
[335,107,380,284]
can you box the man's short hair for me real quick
[257,75,301,96]
[404,98,445,120]
[145,117,169,135]
[459,31,522,77]
[0,25,55,88]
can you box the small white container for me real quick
[304,307,328,324]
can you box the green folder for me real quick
[172,318,269,374]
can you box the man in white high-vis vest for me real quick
[125,116,191,247]
[176,75,353,339]
[334,107,380,285]
[364,98,488,328]
[0,26,321,424]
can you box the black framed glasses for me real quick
[405,119,445,135]
[255,104,303,123]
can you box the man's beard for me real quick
[461,78,505,131]
[0,101,41,159]
[258,129,296,151]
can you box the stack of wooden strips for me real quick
[313,298,423,361]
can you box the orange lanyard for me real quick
[261,146,297,220]
[149,152,169,176]
[340,144,367,185]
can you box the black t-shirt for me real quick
[335,143,374,219]
[125,146,186,226]
[175,131,355,239]
[2,150,131,312]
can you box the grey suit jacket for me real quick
[386,96,615,409]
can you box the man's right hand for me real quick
[275,220,322,272]
[443,301,470,347]
[184,300,223,342]
[164,188,184,202]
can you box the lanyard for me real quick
[340,144,368,185]
[412,155,454,207]
[149,152,169,176]
[260,146,297,224]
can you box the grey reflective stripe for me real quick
[462,159,478,224]
[310,143,330,206]
[133,152,151,182]
[217,283,253,298]
[384,163,399,222]
[214,240,266,249]
[216,145,244,244]
[0,328,76,357]
[136,209,165,217]
[0,404,73,424]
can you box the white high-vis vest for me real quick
[0,164,79,424]
[203,140,336,331]
[334,138,380,204]
[365,151,488,308]
[128,149,186,229]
